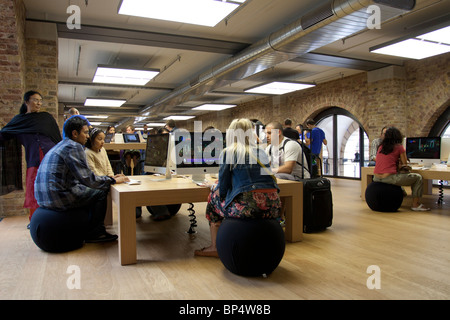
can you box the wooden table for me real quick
[109,175,303,265]
[103,142,146,150]
[361,166,450,201]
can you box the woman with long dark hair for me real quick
[0,91,61,224]
[373,127,430,211]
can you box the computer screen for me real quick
[123,133,140,143]
[173,130,225,182]
[144,134,170,175]
[406,137,441,165]
[104,133,114,143]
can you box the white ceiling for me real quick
[23,0,450,129]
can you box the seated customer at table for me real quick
[85,127,120,178]
[194,118,281,257]
[373,126,430,212]
[33,116,129,247]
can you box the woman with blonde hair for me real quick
[194,118,281,257]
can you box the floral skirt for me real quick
[205,188,281,223]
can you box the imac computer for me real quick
[441,137,450,162]
[406,137,441,166]
[173,130,225,183]
[144,133,173,179]
[123,133,140,143]
[104,133,114,143]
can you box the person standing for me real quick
[305,118,327,175]
[282,118,300,141]
[62,107,91,139]
[305,118,327,156]
[164,119,177,133]
[0,91,61,225]
[369,126,387,166]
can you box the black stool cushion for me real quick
[216,218,285,277]
[365,182,403,212]
[30,207,88,253]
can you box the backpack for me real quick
[269,138,313,178]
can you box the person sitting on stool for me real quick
[33,116,129,248]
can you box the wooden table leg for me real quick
[361,173,373,201]
[117,194,137,265]
[283,182,303,242]
[104,192,113,226]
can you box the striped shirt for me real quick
[34,138,114,211]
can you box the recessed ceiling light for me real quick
[93,66,159,86]
[84,115,109,119]
[416,26,450,44]
[245,82,315,95]
[371,38,450,59]
[192,103,237,111]
[84,98,126,107]
[118,0,242,27]
[163,115,196,121]
[89,122,103,126]
[370,25,450,59]
[147,123,165,126]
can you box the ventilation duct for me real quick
[141,0,415,116]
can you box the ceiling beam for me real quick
[58,80,174,92]
[46,21,250,54]
[290,53,393,71]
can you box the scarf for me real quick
[0,112,62,195]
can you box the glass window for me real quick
[314,109,369,179]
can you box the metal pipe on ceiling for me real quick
[140,0,415,117]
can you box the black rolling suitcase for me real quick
[299,127,333,233]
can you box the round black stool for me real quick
[216,218,285,277]
[29,207,88,253]
[365,182,403,212]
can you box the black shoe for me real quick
[85,232,118,243]
[136,206,142,219]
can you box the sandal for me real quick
[411,204,430,212]
[194,247,219,258]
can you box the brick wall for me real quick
[0,0,59,217]
[188,52,450,143]
[0,0,26,126]
[0,0,27,217]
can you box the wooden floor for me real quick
[0,178,449,300]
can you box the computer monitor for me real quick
[441,137,450,162]
[104,133,114,143]
[123,133,140,143]
[172,129,225,183]
[144,133,172,177]
[406,136,441,166]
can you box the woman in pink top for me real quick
[373,127,430,211]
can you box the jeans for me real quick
[373,173,423,198]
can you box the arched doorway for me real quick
[311,107,369,179]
